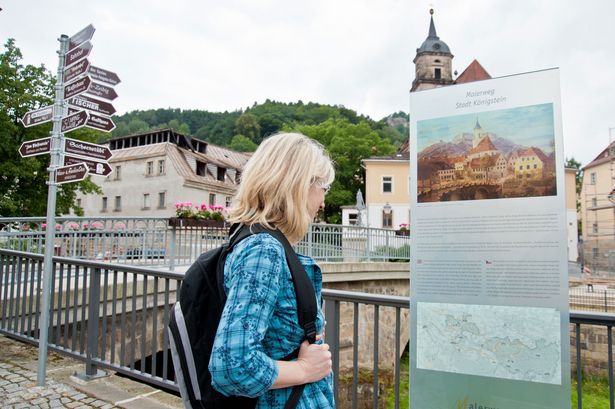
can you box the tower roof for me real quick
[416,9,451,55]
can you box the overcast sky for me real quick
[1,0,614,166]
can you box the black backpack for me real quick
[168,224,318,409]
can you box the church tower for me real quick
[411,9,454,92]
[473,119,483,148]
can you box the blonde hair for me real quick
[227,132,334,243]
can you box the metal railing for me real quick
[0,217,410,265]
[2,248,611,408]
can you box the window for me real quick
[76,198,81,208]
[533,164,537,169]
[592,197,598,207]
[382,176,393,193]
[146,161,153,176]
[102,197,108,212]
[593,247,599,258]
[519,166,523,170]
[196,161,207,176]
[114,196,121,212]
[348,213,358,225]
[158,160,165,175]
[158,192,166,209]
[217,167,226,182]
[382,210,393,228]
[209,193,216,206]
[115,165,122,180]
[526,165,530,170]
[434,68,441,79]
[590,172,597,185]
[593,223,599,234]
[143,193,150,210]
[225,196,232,207]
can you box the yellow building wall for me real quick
[564,168,577,211]
[364,160,410,205]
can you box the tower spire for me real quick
[428,8,438,39]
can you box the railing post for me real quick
[75,266,106,380]
[325,298,340,406]
[169,227,176,271]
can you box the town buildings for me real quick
[74,128,250,217]
[580,139,615,270]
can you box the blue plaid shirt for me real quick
[209,233,335,409]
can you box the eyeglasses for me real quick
[312,180,331,194]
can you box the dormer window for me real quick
[217,167,226,182]
[196,161,207,176]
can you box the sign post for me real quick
[37,34,69,387]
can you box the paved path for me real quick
[0,335,182,409]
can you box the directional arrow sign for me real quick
[85,112,116,132]
[64,137,113,161]
[88,65,121,85]
[64,58,90,83]
[67,95,116,116]
[64,76,91,99]
[55,162,88,184]
[21,105,53,127]
[65,41,92,67]
[64,155,113,177]
[69,24,95,51]
[61,110,89,133]
[19,137,51,157]
[86,81,118,100]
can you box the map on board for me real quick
[416,302,562,384]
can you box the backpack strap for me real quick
[228,224,319,409]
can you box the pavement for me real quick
[0,335,183,409]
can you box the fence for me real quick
[1,248,614,408]
[0,217,410,265]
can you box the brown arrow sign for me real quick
[69,24,95,51]
[65,41,92,67]
[64,76,91,99]
[64,155,113,177]
[64,137,113,161]
[21,105,53,127]
[86,81,118,100]
[55,162,88,184]
[64,59,90,83]
[19,137,51,157]
[85,112,116,132]
[61,110,89,133]
[88,65,121,85]
[67,95,116,116]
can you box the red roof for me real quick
[583,141,615,170]
[455,60,491,84]
[517,147,549,163]
[468,135,497,155]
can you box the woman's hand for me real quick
[296,340,332,384]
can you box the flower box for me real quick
[168,217,226,228]
[395,229,410,236]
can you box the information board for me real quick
[409,69,570,409]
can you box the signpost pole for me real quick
[37,34,68,386]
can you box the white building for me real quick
[74,128,250,217]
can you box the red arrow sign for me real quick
[86,81,118,100]
[64,76,91,99]
[65,41,92,67]
[69,24,95,51]
[55,162,88,184]
[64,59,90,83]
[19,137,52,157]
[20,106,53,127]
[64,137,113,161]
[64,155,113,177]
[85,112,116,132]
[88,65,121,85]
[61,110,89,133]
[67,94,116,116]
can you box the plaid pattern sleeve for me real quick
[209,233,335,408]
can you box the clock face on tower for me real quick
[432,43,441,50]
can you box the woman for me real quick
[209,133,336,408]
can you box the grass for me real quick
[385,350,613,409]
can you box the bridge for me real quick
[420,180,502,202]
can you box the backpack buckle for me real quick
[304,321,317,343]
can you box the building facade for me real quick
[74,128,250,217]
[580,140,615,270]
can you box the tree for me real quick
[295,118,395,222]
[234,113,260,143]
[228,134,257,152]
[566,157,583,236]
[0,39,100,217]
